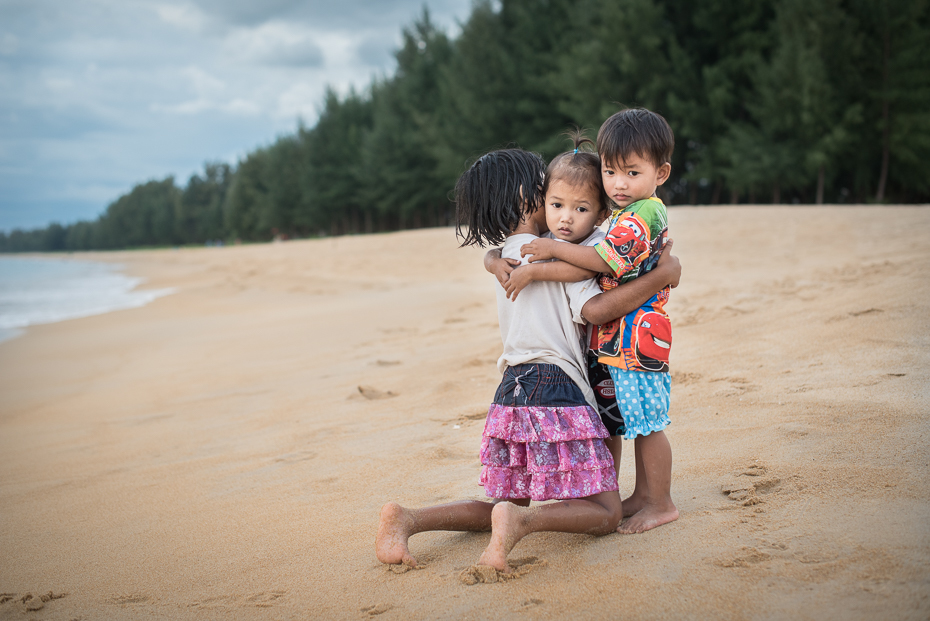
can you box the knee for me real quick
[592,501,623,535]
[605,505,623,533]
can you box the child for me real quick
[517,108,679,534]
[376,143,679,573]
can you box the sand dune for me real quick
[1,206,928,620]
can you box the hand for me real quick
[503,265,535,300]
[520,238,558,263]
[490,257,521,286]
[656,238,681,288]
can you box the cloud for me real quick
[275,83,324,122]
[0,0,474,230]
[150,66,266,116]
[155,3,210,33]
[224,21,325,67]
[190,0,470,29]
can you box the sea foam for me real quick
[0,257,173,342]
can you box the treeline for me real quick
[3,0,928,253]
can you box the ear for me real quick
[656,162,671,186]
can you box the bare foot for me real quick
[376,502,418,567]
[620,492,646,519]
[617,502,679,534]
[476,502,529,573]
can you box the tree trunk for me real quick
[772,181,780,204]
[730,188,739,204]
[711,180,721,205]
[816,164,825,205]
[876,31,891,202]
[689,182,698,205]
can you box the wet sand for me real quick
[1,206,928,620]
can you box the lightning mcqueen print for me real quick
[593,197,672,373]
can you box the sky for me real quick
[0,0,473,232]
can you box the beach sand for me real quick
[1,206,928,620]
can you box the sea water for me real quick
[0,257,173,343]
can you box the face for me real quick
[544,179,607,243]
[600,152,671,209]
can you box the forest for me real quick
[2,0,927,252]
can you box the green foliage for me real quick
[363,9,455,229]
[4,0,928,253]
[179,162,232,243]
[97,177,182,248]
[300,87,374,234]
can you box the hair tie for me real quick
[573,148,579,155]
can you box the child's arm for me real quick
[581,240,681,324]
[521,237,611,273]
[484,248,521,287]
[503,261,597,300]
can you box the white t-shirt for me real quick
[495,228,606,408]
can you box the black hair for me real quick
[597,108,674,170]
[455,148,546,248]
[542,130,608,215]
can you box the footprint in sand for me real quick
[1,592,67,612]
[828,307,885,323]
[671,371,702,385]
[465,358,496,368]
[244,591,287,607]
[274,450,317,464]
[778,422,809,439]
[459,557,547,585]
[455,410,488,424]
[849,307,883,317]
[362,603,395,615]
[353,385,398,400]
[720,464,781,506]
[110,593,149,606]
[188,591,286,609]
[710,376,756,397]
[716,546,772,568]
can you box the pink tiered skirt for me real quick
[479,364,618,501]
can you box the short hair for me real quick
[597,108,674,170]
[543,130,608,215]
[454,148,546,248]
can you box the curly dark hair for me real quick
[455,148,546,248]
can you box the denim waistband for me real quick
[493,363,586,408]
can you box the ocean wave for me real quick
[0,257,173,339]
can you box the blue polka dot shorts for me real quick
[606,367,670,440]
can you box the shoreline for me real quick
[0,255,173,344]
[1,207,928,620]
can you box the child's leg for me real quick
[605,435,622,477]
[476,490,623,572]
[621,438,648,517]
[376,498,529,567]
[618,430,678,534]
